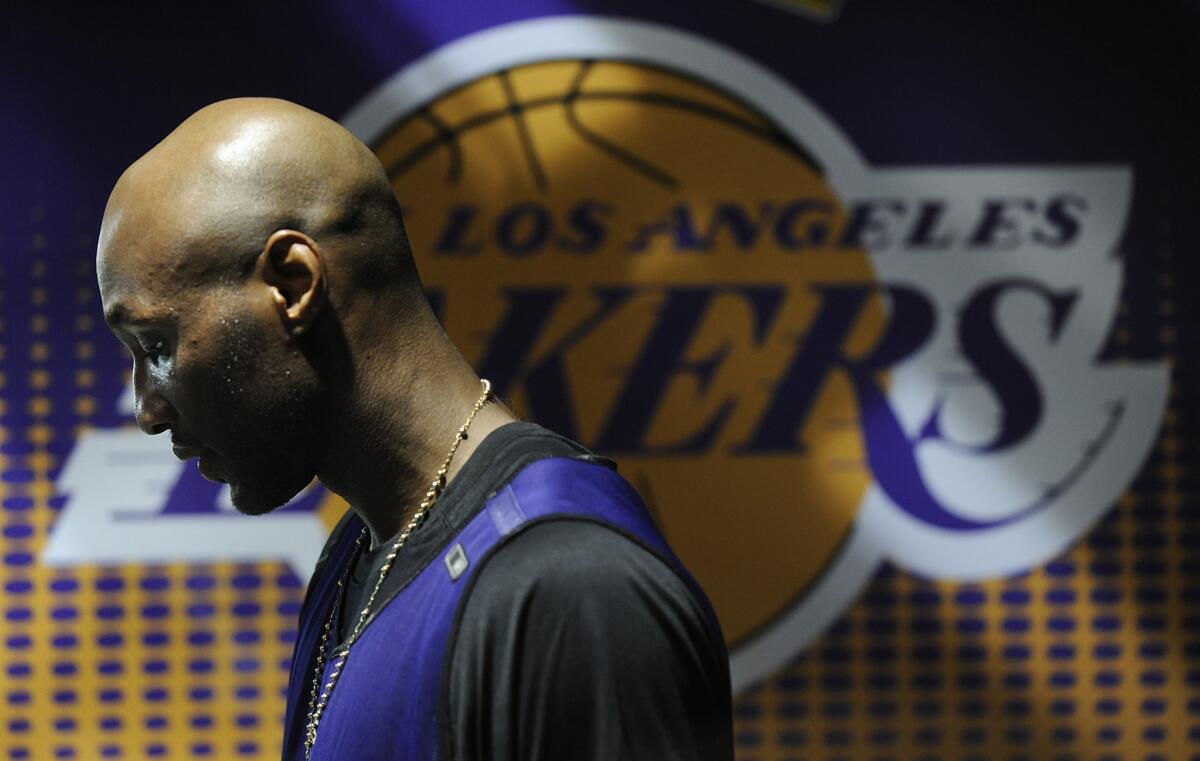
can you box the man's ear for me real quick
[259,229,325,337]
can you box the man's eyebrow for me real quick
[103,303,154,328]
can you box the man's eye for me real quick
[142,339,168,363]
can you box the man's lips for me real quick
[172,441,227,484]
[172,443,204,461]
[196,451,227,484]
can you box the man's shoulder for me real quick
[460,516,716,637]
[478,517,671,588]
[463,429,706,619]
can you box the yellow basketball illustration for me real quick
[375,60,885,646]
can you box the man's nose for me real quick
[135,389,176,436]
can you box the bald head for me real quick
[100,97,419,307]
[93,98,453,514]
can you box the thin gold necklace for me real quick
[303,379,492,759]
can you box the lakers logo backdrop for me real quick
[345,18,1168,687]
[4,6,1195,761]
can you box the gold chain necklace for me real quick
[303,379,492,759]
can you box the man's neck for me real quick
[316,347,518,547]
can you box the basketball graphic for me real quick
[373,59,886,646]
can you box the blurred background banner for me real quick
[1,3,1196,759]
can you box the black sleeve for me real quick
[443,519,734,761]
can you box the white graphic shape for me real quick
[42,427,327,576]
[858,168,1168,577]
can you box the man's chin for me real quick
[228,487,282,517]
[228,476,309,517]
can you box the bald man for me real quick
[96,98,733,761]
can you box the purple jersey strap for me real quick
[281,510,363,761]
[283,457,710,761]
